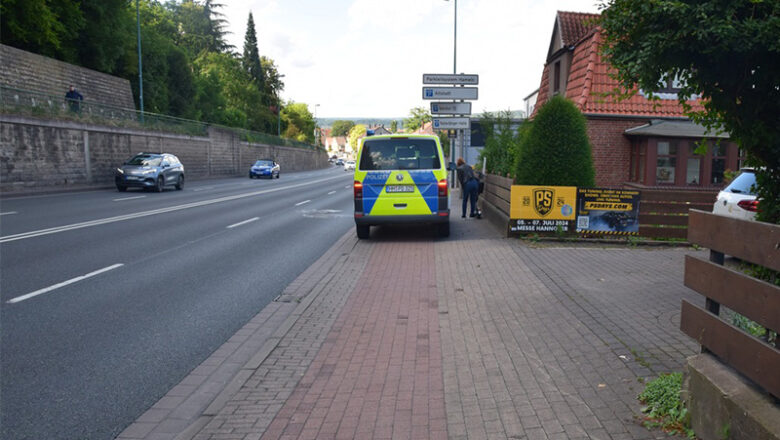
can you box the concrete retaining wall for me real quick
[0,115,328,193]
[0,44,135,109]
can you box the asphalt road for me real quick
[0,166,356,440]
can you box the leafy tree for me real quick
[348,124,367,152]
[260,56,283,106]
[0,0,84,61]
[75,0,134,73]
[390,120,398,133]
[242,12,263,90]
[515,96,595,187]
[331,120,356,137]
[404,106,431,132]
[282,102,315,143]
[202,0,232,52]
[478,110,524,177]
[599,0,780,223]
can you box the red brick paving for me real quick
[260,242,447,440]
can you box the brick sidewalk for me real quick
[120,212,702,440]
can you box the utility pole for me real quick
[136,0,144,123]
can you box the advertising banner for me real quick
[509,185,577,233]
[575,188,641,235]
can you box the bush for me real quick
[515,96,595,187]
[478,110,525,176]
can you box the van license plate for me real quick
[385,185,414,193]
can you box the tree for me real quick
[331,120,356,137]
[515,96,595,187]
[0,0,83,61]
[599,0,780,223]
[202,0,232,53]
[242,12,263,90]
[348,124,367,152]
[478,110,524,177]
[404,106,431,132]
[390,120,398,133]
[282,102,315,143]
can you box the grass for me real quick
[637,372,695,438]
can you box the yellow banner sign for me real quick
[510,185,577,220]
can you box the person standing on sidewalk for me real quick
[456,157,479,218]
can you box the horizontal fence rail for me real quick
[638,189,717,239]
[682,210,780,398]
[0,85,318,150]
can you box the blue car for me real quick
[249,159,280,179]
[115,153,184,192]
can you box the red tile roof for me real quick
[557,11,600,46]
[533,11,704,119]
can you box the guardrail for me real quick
[681,210,780,398]
[0,85,318,150]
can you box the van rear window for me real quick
[359,139,440,170]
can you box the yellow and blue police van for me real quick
[353,134,450,238]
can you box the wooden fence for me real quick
[681,210,780,398]
[637,189,717,239]
[482,174,512,217]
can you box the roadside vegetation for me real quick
[637,373,695,439]
[0,0,316,143]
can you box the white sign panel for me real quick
[432,118,471,130]
[422,87,478,100]
[430,102,472,115]
[423,73,479,85]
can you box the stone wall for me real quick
[0,44,135,109]
[0,115,328,193]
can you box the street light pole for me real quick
[314,103,320,147]
[136,0,144,123]
[445,0,458,186]
[277,74,286,137]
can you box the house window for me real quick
[553,61,561,94]
[711,142,726,184]
[686,143,701,185]
[656,141,677,184]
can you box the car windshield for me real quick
[724,171,757,195]
[254,160,273,166]
[125,155,161,166]
[359,139,440,170]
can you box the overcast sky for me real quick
[223,0,602,119]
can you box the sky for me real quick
[222,0,602,119]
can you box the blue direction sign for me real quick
[422,87,478,100]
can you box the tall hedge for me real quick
[515,96,595,187]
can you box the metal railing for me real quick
[0,85,320,150]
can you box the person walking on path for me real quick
[456,157,479,218]
[65,85,83,113]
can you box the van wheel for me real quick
[437,222,450,238]
[356,225,370,239]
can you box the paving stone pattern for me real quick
[125,211,704,440]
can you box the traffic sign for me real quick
[422,87,478,100]
[432,117,470,130]
[423,74,479,85]
[430,102,472,115]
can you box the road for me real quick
[0,166,356,440]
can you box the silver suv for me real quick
[115,153,184,192]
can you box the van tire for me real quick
[437,222,450,238]
[356,225,370,239]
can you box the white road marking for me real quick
[113,196,146,202]
[295,200,311,206]
[327,191,336,195]
[192,186,214,192]
[226,217,259,229]
[0,211,18,216]
[7,263,124,304]
[0,175,347,244]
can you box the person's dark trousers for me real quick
[462,179,479,217]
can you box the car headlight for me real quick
[141,169,156,175]
[116,168,124,174]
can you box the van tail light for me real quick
[354,180,363,198]
[438,179,448,197]
[737,199,759,212]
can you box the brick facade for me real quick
[585,116,647,187]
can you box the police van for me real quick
[353,134,450,238]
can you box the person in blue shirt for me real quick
[65,85,83,112]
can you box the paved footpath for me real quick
[119,208,703,440]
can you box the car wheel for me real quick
[156,176,164,192]
[175,175,184,190]
[249,173,254,179]
[437,222,450,238]
[356,224,370,239]
[116,185,127,192]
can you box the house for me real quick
[368,125,392,136]
[531,11,742,188]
